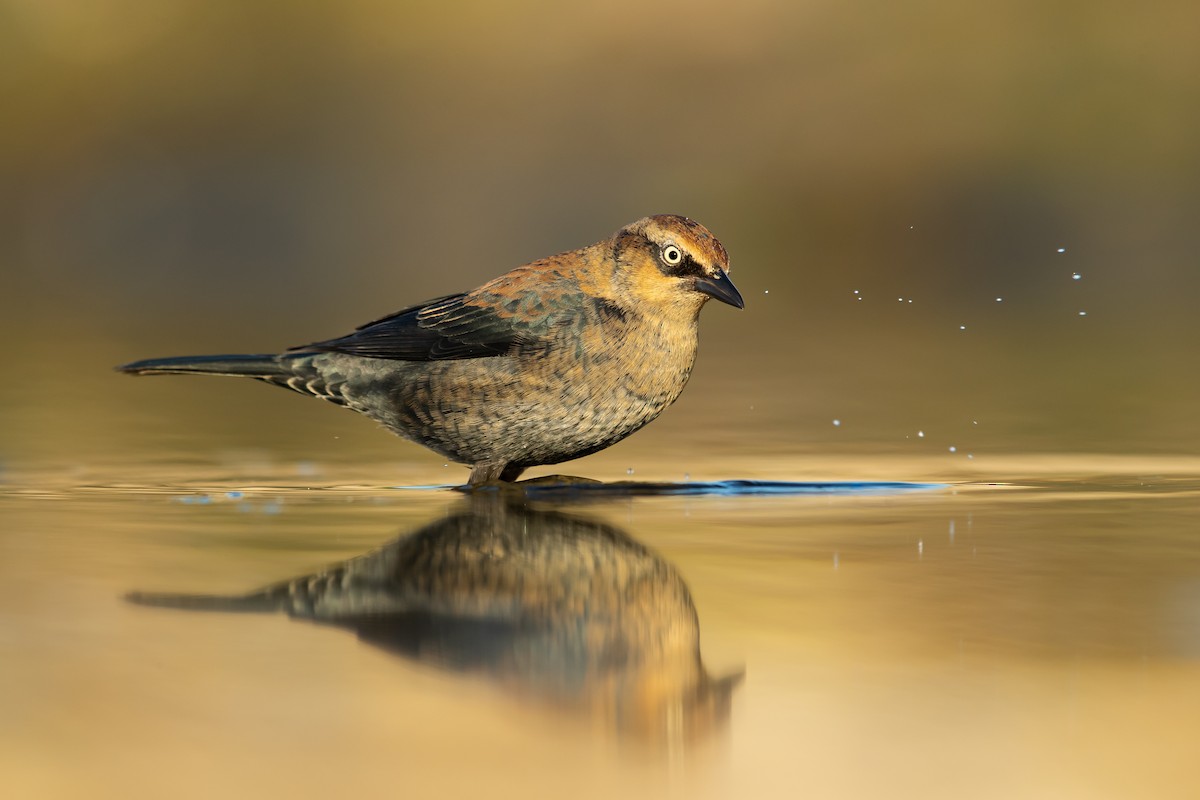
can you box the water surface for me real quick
[3,454,1198,799]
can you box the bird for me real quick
[118,214,743,484]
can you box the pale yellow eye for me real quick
[660,244,683,266]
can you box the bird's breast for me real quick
[556,310,699,407]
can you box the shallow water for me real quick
[6,1,1200,795]
[3,454,1199,799]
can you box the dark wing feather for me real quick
[291,277,587,361]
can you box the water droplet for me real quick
[948,446,957,453]
[832,419,841,427]
[995,297,1003,302]
[967,453,975,459]
[626,467,635,476]
[918,540,924,557]
[763,289,770,295]
[1072,273,1082,280]
[1078,311,1087,316]
[918,431,925,438]
[1057,247,1066,253]
[959,325,966,330]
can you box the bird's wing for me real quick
[292,274,589,361]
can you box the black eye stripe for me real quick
[660,253,706,278]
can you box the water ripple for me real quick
[460,479,948,498]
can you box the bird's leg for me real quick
[468,462,524,484]
[499,464,526,482]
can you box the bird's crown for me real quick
[621,214,730,281]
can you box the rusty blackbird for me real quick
[118,214,743,483]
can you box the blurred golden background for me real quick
[5,6,1200,796]
[3,0,1198,472]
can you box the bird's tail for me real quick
[116,354,287,379]
[124,583,291,614]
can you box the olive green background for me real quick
[4,6,1200,796]
[3,0,1198,471]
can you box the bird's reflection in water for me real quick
[128,495,741,748]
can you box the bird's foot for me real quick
[517,475,603,486]
[454,474,603,496]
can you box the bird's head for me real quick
[608,215,744,317]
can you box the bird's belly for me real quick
[335,344,694,467]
